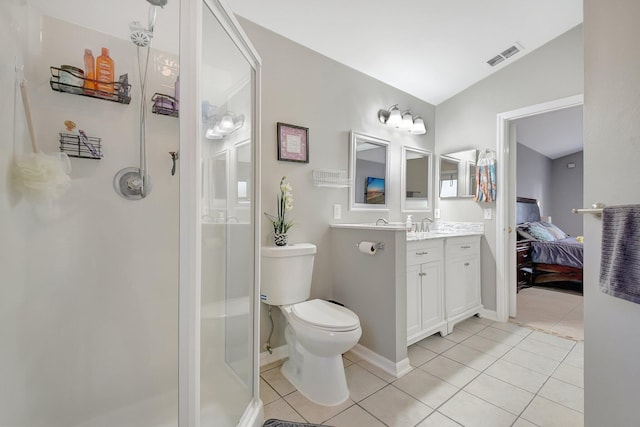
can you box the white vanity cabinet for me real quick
[406,240,447,345]
[444,235,482,333]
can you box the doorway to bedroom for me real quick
[501,98,585,341]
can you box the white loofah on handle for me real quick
[13,79,71,202]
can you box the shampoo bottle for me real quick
[96,47,115,94]
[83,49,96,93]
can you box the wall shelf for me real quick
[151,93,179,117]
[49,66,131,104]
[59,132,102,160]
[312,169,350,188]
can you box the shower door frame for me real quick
[178,0,262,425]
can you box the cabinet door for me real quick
[446,255,480,317]
[461,255,481,310]
[421,261,443,330]
[407,264,422,338]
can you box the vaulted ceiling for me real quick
[227,0,583,105]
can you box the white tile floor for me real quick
[261,316,584,427]
[512,287,583,341]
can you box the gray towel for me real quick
[600,205,640,304]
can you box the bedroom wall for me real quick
[436,24,583,311]
[516,143,553,216]
[236,17,437,353]
[516,146,584,237]
[550,150,583,236]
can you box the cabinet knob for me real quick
[416,251,429,255]
[464,262,470,267]
[461,245,471,249]
[419,272,426,277]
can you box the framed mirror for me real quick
[402,146,432,212]
[234,139,251,205]
[349,131,390,210]
[439,149,478,198]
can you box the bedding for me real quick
[531,237,583,269]
[516,197,583,286]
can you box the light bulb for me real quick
[205,128,223,139]
[411,117,427,135]
[219,114,234,132]
[386,105,402,127]
[233,114,245,131]
[400,111,413,130]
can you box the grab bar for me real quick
[572,202,605,217]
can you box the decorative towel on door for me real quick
[600,205,640,304]
[474,149,496,202]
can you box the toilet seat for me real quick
[290,299,360,332]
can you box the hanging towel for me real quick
[600,205,640,304]
[474,150,496,202]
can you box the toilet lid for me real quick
[291,299,360,332]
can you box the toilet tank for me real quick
[261,243,316,305]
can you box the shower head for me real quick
[129,0,167,47]
[130,21,152,47]
[146,0,167,35]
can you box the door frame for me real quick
[495,94,584,321]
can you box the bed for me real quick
[516,197,583,289]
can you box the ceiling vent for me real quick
[487,55,505,67]
[487,42,524,67]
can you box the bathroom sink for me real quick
[330,222,406,230]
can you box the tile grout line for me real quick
[411,322,581,426]
[263,318,582,427]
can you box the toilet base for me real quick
[280,342,349,406]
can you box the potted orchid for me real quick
[265,176,294,246]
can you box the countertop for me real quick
[330,223,483,240]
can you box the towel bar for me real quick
[572,202,605,217]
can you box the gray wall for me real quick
[237,18,437,352]
[331,228,407,363]
[516,143,553,216]
[436,24,583,310]
[550,151,583,236]
[584,1,640,425]
[516,145,583,236]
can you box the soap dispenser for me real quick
[406,215,413,233]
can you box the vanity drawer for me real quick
[445,236,480,258]
[407,241,443,265]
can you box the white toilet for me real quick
[261,243,362,406]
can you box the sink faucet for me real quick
[420,217,434,233]
[375,218,388,226]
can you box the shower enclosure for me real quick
[0,0,261,426]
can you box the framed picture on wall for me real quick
[277,122,309,163]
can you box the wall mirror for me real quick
[402,146,432,212]
[439,149,478,198]
[349,131,390,210]
[235,139,251,205]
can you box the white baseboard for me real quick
[238,398,263,427]
[259,344,288,367]
[259,342,414,381]
[349,344,412,379]
[479,308,499,322]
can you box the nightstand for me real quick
[516,240,533,291]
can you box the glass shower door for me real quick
[198,1,259,425]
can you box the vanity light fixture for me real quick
[378,105,427,135]
[378,104,402,127]
[205,113,244,139]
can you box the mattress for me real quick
[531,237,583,269]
